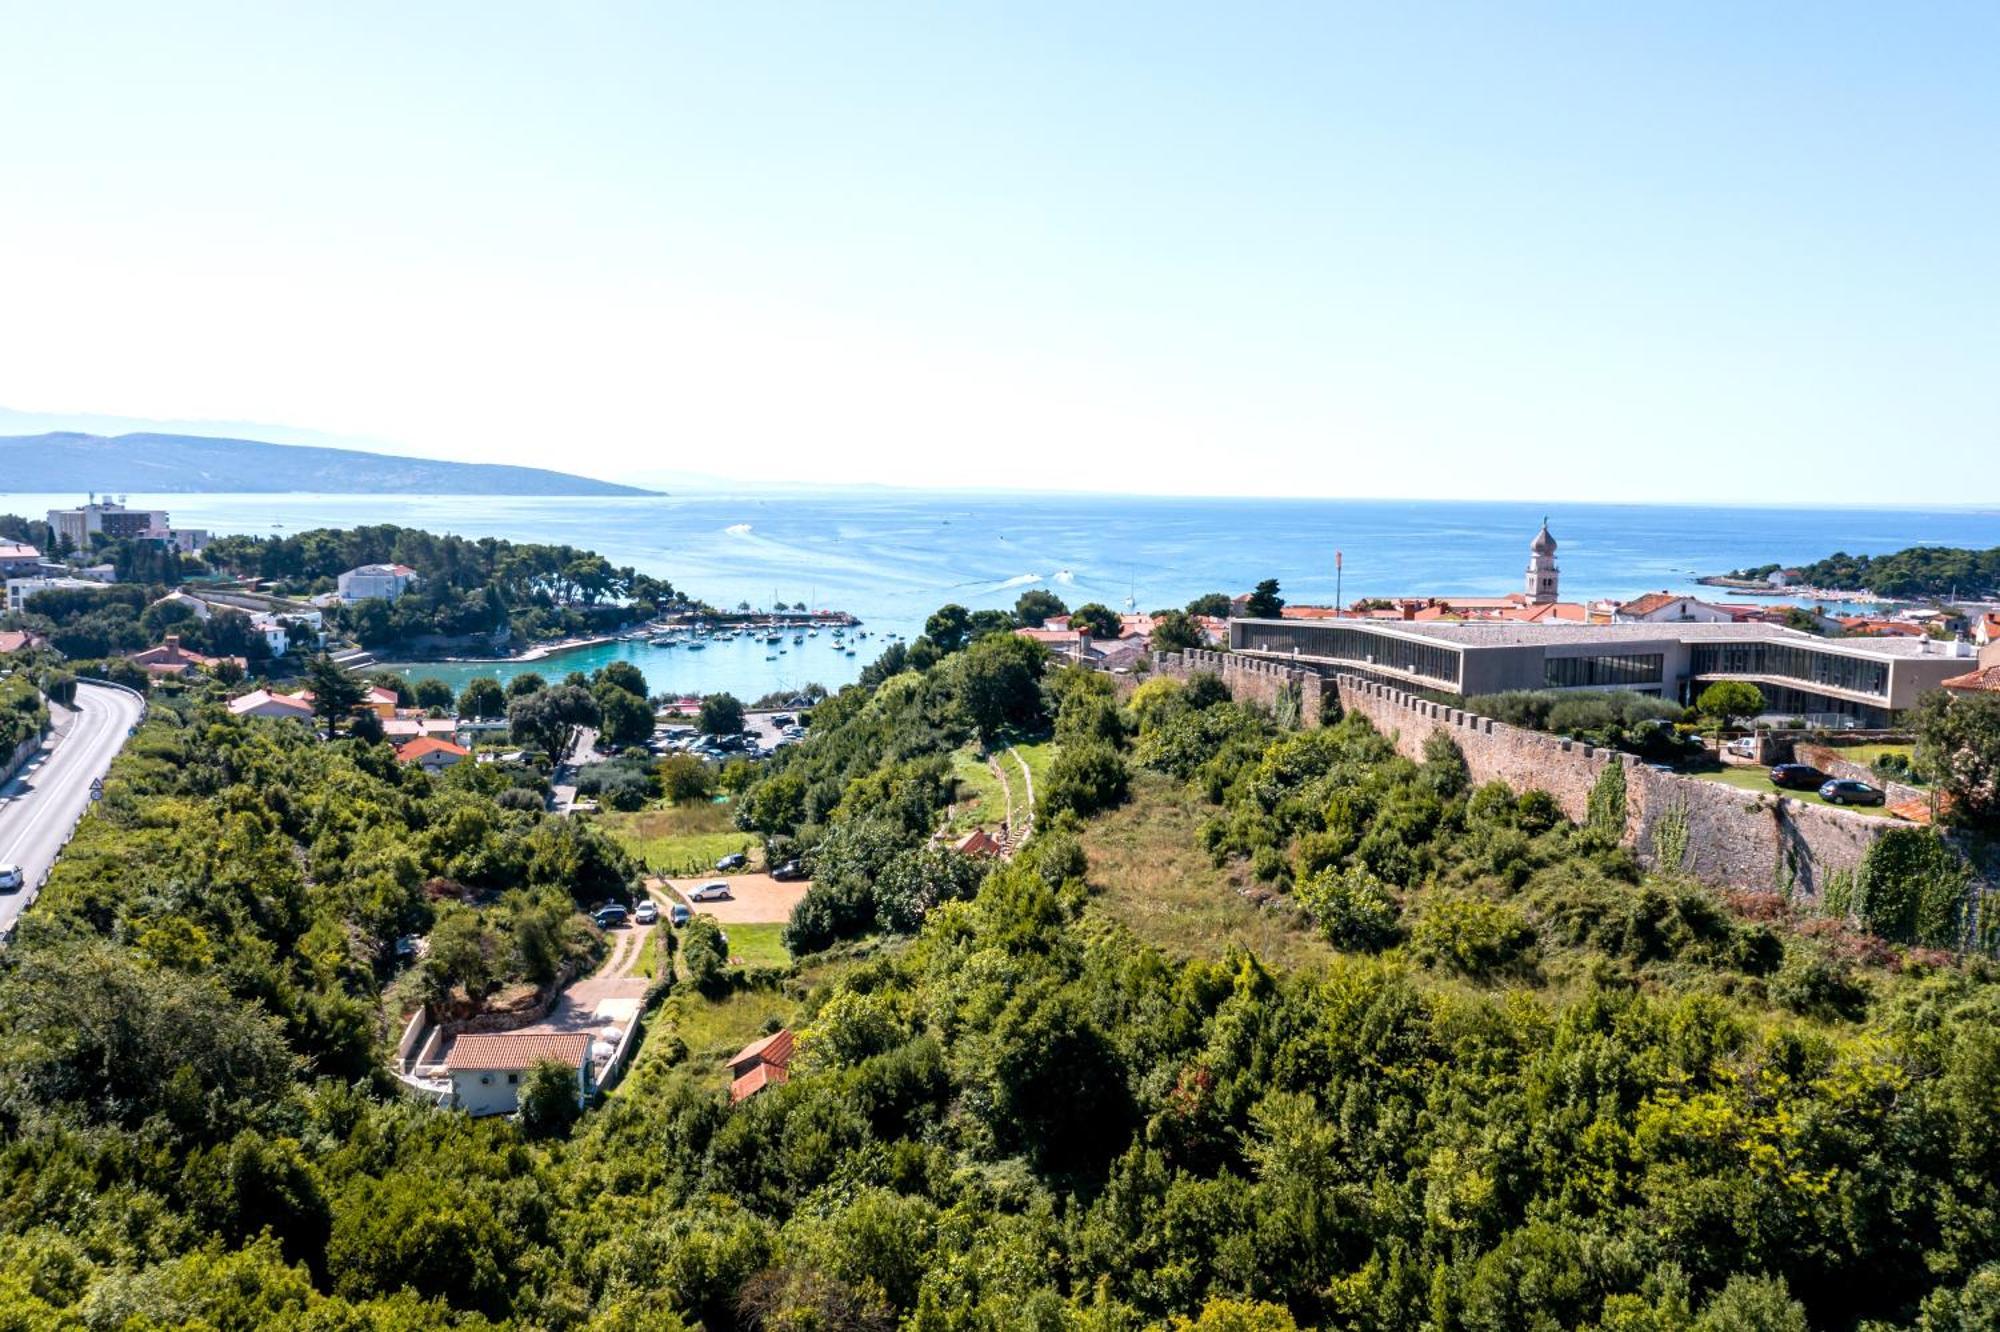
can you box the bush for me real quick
[1409,897,1536,977]
[1294,865,1400,950]
[1038,742,1130,821]
[517,1058,582,1137]
[1769,941,1867,1021]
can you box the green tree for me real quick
[954,632,1049,738]
[517,1057,582,1137]
[457,676,506,719]
[412,677,455,711]
[682,914,729,993]
[1068,602,1122,638]
[924,604,973,653]
[1185,592,1233,617]
[1697,680,1764,729]
[304,654,366,735]
[596,659,648,699]
[699,692,745,736]
[596,686,655,749]
[509,684,601,760]
[1014,589,1068,627]
[658,753,714,803]
[1149,609,1204,652]
[506,671,547,698]
[1913,689,2000,828]
[1244,578,1284,618]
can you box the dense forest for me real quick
[1733,545,2000,598]
[1,624,1998,1329]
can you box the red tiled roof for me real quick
[1942,665,2000,694]
[729,1029,795,1073]
[730,1061,789,1102]
[397,737,470,762]
[1617,592,1683,617]
[445,1032,590,1071]
[0,629,43,654]
[954,828,1004,857]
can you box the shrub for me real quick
[1294,865,1400,951]
[1770,940,1867,1021]
[1038,742,1130,821]
[1409,897,1536,977]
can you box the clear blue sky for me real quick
[1,3,1994,502]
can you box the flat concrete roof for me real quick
[1229,617,1971,661]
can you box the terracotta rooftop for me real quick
[730,1061,789,1102]
[1942,664,2000,694]
[1616,592,1686,617]
[445,1032,591,1071]
[397,737,470,762]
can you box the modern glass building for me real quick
[1228,618,1978,725]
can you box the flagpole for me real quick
[1335,550,1343,614]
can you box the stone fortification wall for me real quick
[1154,649,1899,901]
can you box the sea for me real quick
[9,491,1999,700]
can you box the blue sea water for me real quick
[9,490,1998,699]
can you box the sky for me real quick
[0,3,1995,503]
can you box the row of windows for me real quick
[1233,623,1462,687]
[1689,643,1889,698]
[1544,653,1665,689]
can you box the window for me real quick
[1543,653,1664,688]
[479,1074,491,1085]
[507,1072,519,1085]
[1233,623,1461,687]
[1689,643,1888,697]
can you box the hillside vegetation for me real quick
[0,629,1996,1329]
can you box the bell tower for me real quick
[1526,517,1559,604]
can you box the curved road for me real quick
[0,681,145,937]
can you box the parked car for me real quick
[669,903,691,927]
[0,864,22,893]
[715,851,748,872]
[771,859,805,881]
[689,880,732,901]
[1769,763,1828,790]
[1819,778,1886,806]
[634,900,660,925]
[593,904,629,928]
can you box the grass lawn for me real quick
[599,801,762,875]
[711,920,790,969]
[633,928,663,980]
[1835,742,1916,766]
[1010,739,1056,794]
[1692,766,1902,817]
[1078,770,1335,970]
[947,747,1010,831]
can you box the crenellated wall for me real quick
[1153,648,1904,901]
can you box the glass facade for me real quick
[1234,623,1461,688]
[1689,642,1889,698]
[1543,653,1665,689]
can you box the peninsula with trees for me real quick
[1708,543,2000,599]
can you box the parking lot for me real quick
[652,709,805,762]
[657,871,811,923]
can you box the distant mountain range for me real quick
[0,432,657,496]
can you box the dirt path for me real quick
[1008,746,1036,843]
[986,751,1017,832]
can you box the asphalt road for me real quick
[0,681,145,937]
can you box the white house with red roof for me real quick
[397,737,470,772]
[444,1032,594,1117]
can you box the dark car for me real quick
[715,851,748,872]
[593,904,629,928]
[1819,778,1886,806]
[771,859,805,881]
[1769,763,1827,790]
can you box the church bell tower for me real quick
[1526,518,1559,604]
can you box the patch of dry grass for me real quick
[1078,770,1334,971]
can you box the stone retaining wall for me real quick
[1154,649,1903,902]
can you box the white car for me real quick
[689,880,732,902]
[0,864,21,893]
[634,900,660,925]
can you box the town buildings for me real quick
[44,498,207,554]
